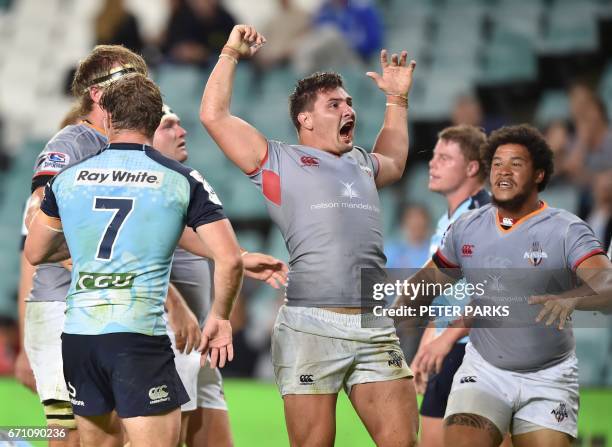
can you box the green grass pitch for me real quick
[0,378,610,446]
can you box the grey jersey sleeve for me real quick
[247,140,284,206]
[565,219,605,270]
[32,125,102,192]
[431,217,464,280]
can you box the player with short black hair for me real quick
[201,24,419,447]
[393,124,612,447]
[481,124,554,193]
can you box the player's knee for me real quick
[43,399,77,430]
[374,427,417,447]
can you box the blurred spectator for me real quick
[543,120,570,184]
[586,169,612,250]
[162,0,236,66]
[292,0,382,74]
[254,0,311,71]
[313,0,383,62]
[385,204,432,268]
[95,0,144,54]
[565,84,612,185]
[451,94,483,128]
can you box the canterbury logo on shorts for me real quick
[148,385,170,404]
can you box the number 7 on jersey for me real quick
[93,197,134,261]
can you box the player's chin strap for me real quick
[84,64,138,92]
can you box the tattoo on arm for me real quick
[445,413,502,445]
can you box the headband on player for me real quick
[86,64,138,92]
[162,104,180,121]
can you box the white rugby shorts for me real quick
[271,305,413,396]
[24,301,69,402]
[445,342,579,438]
[167,326,228,412]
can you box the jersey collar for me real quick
[107,143,151,151]
[496,201,548,233]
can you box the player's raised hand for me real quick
[366,49,416,98]
[243,253,288,289]
[529,295,577,330]
[199,316,233,368]
[224,25,267,59]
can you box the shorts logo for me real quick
[460,376,477,383]
[67,381,85,407]
[524,241,548,266]
[551,402,568,423]
[300,156,319,167]
[299,374,314,385]
[461,244,474,257]
[76,272,136,290]
[387,351,404,368]
[149,385,170,404]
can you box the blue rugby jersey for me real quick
[40,143,225,336]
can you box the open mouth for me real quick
[339,120,354,141]
[496,180,514,189]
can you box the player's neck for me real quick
[497,193,542,222]
[83,108,106,134]
[445,180,484,217]
[108,130,152,146]
[298,134,344,156]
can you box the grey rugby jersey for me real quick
[28,123,107,302]
[433,203,605,371]
[170,247,213,325]
[248,140,386,307]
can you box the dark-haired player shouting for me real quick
[201,24,418,447]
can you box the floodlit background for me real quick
[0,0,611,445]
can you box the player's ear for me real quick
[298,111,313,131]
[466,160,480,178]
[89,86,103,104]
[534,168,545,185]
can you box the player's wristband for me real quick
[386,102,408,109]
[219,53,238,65]
[222,45,241,61]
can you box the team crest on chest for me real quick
[524,241,548,266]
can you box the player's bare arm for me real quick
[391,259,458,310]
[242,252,288,288]
[166,283,201,354]
[367,49,416,188]
[27,186,73,271]
[200,25,268,174]
[195,218,243,368]
[179,227,288,288]
[529,254,612,328]
[15,252,37,392]
[24,211,70,265]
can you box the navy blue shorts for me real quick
[61,332,189,418]
[420,342,466,418]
